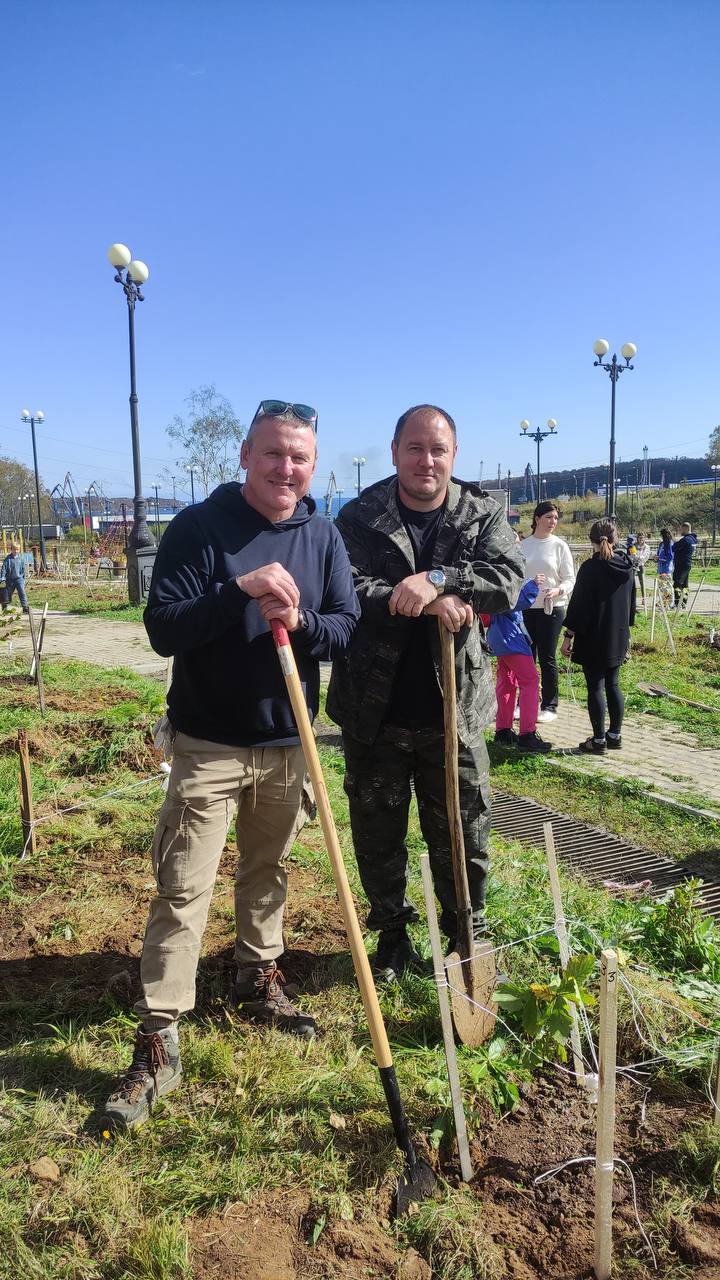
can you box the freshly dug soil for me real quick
[191,1196,430,1280]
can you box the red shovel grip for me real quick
[271,620,290,647]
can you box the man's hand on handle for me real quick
[257,595,300,632]
[237,563,302,632]
[388,572,441,617]
[236,563,300,608]
[424,594,474,633]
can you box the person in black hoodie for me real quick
[560,518,636,755]
[104,402,359,1129]
[672,522,698,610]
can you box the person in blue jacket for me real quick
[656,528,674,610]
[1,543,29,612]
[488,572,551,754]
[104,401,359,1130]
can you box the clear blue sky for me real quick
[2,0,718,503]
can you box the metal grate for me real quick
[491,789,720,920]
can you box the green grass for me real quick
[1,657,718,1277]
[26,581,145,623]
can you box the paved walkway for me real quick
[534,698,720,814]
[3,611,167,679]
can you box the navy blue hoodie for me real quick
[144,483,360,747]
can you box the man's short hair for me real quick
[245,412,317,450]
[393,404,457,444]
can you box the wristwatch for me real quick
[427,569,447,595]
[297,609,309,631]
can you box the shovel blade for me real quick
[445,942,497,1047]
[395,1156,438,1217]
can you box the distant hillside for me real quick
[505,455,711,504]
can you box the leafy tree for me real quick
[166,386,245,498]
[707,424,720,466]
[0,456,51,528]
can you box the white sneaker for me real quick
[537,708,557,723]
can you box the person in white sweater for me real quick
[520,502,576,721]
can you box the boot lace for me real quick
[254,965,296,1016]
[111,1032,168,1103]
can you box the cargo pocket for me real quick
[151,801,190,894]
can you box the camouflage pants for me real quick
[343,724,491,940]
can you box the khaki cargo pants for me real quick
[135,730,307,1026]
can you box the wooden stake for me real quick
[543,822,585,1087]
[713,1044,720,1129]
[649,577,657,643]
[420,854,473,1182]
[17,728,36,858]
[29,602,48,679]
[165,655,173,692]
[686,571,707,621]
[594,949,619,1280]
[26,606,46,716]
[655,583,676,656]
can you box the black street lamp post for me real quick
[107,243,155,604]
[519,419,557,502]
[712,465,720,548]
[592,339,637,519]
[185,464,196,504]
[353,456,366,497]
[154,484,161,540]
[21,410,48,571]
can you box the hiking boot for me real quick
[494,728,518,747]
[580,736,607,754]
[236,961,317,1039]
[104,1028,182,1129]
[372,928,422,983]
[517,731,551,754]
[606,733,622,750]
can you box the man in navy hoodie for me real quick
[105,402,359,1128]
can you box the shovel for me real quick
[438,622,496,1046]
[637,681,719,713]
[271,620,437,1215]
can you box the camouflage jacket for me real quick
[327,476,524,746]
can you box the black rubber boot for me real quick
[372,927,422,983]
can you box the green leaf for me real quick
[310,1214,327,1246]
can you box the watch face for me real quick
[429,570,446,588]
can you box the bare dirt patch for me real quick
[190,1195,429,1280]
[186,1070,720,1280]
[464,1072,719,1278]
[0,836,349,1022]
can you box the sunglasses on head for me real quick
[251,400,318,432]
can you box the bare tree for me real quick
[167,386,245,497]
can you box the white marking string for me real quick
[18,769,168,861]
[533,1155,657,1270]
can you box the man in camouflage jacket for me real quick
[328,404,524,979]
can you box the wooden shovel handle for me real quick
[271,621,393,1069]
[438,622,473,961]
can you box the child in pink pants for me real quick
[487,575,552,754]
